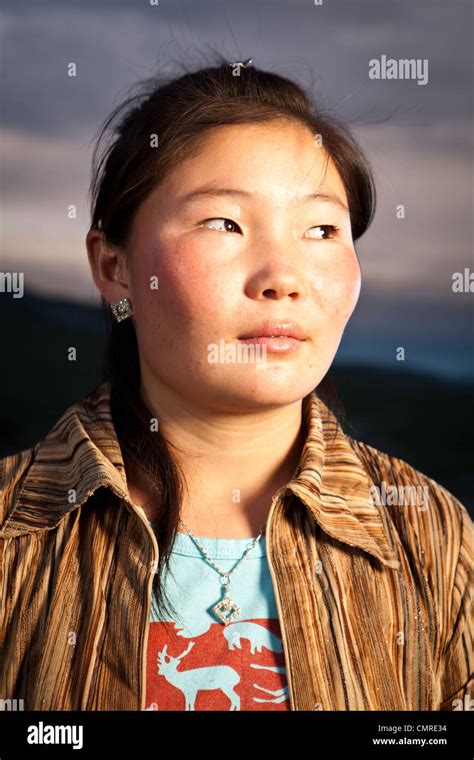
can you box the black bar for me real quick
[0,709,471,757]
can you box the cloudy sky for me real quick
[0,0,472,378]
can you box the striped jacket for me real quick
[0,380,472,711]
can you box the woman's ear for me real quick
[85,229,130,305]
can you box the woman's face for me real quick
[120,120,361,411]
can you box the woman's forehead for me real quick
[139,126,348,217]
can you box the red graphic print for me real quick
[145,617,290,711]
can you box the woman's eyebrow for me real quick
[176,187,349,212]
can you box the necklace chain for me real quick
[144,463,300,625]
[171,462,301,624]
[178,517,267,624]
[178,517,266,583]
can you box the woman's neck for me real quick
[128,382,307,538]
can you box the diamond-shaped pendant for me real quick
[211,593,241,625]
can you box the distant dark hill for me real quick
[0,290,106,456]
[327,363,473,513]
[1,289,472,514]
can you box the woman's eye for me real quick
[201,218,241,233]
[199,219,338,238]
[306,224,339,240]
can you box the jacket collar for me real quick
[292,392,400,569]
[1,381,400,569]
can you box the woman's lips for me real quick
[237,336,303,353]
[238,321,307,341]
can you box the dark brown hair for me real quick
[87,53,376,619]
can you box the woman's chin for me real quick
[202,373,320,410]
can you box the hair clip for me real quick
[228,58,253,69]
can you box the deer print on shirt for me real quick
[250,663,289,704]
[153,621,289,710]
[157,642,241,711]
[223,621,284,654]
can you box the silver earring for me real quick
[110,297,133,322]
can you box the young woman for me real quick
[0,58,472,712]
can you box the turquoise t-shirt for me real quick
[144,529,290,711]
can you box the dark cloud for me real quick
[0,0,471,137]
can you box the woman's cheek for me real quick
[317,259,361,324]
[155,238,222,301]
[144,263,231,354]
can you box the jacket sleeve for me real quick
[437,503,473,710]
[0,449,35,527]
